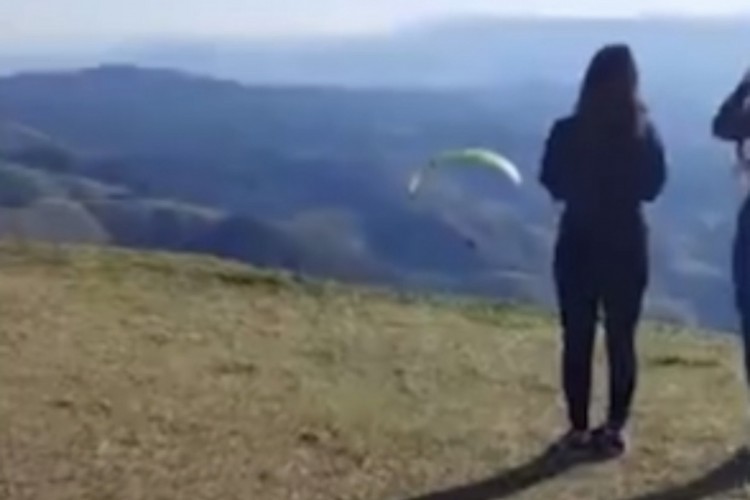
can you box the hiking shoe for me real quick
[592,426,627,458]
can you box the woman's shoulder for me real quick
[553,115,577,129]
[548,115,578,139]
[635,105,659,133]
[637,113,661,141]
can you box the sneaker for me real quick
[591,425,627,458]
[551,429,592,455]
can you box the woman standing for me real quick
[540,45,667,456]
[713,70,750,389]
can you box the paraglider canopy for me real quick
[408,148,522,198]
[406,148,523,253]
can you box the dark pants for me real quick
[734,198,750,383]
[554,219,648,431]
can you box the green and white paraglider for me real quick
[408,148,522,198]
[407,148,523,251]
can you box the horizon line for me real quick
[4,12,749,50]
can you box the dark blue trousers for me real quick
[555,219,648,431]
[734,198,750,382]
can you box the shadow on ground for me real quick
[625,448,750,500]
[403,447,600,500]
[405,448,750,500]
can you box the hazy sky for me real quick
[3,0,750,44]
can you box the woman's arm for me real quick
[713,81,750,142]
[638,124,667,202]
[540,119,570,201]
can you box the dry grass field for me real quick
[1,245,750,499]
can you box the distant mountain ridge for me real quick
[0,64,738,329]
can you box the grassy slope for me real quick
[0,245,749,500]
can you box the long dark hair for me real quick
[576,44,644,138]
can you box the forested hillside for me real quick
[0,65,738,328]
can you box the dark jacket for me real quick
[540,116,666,236]
[713,82,750,142]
